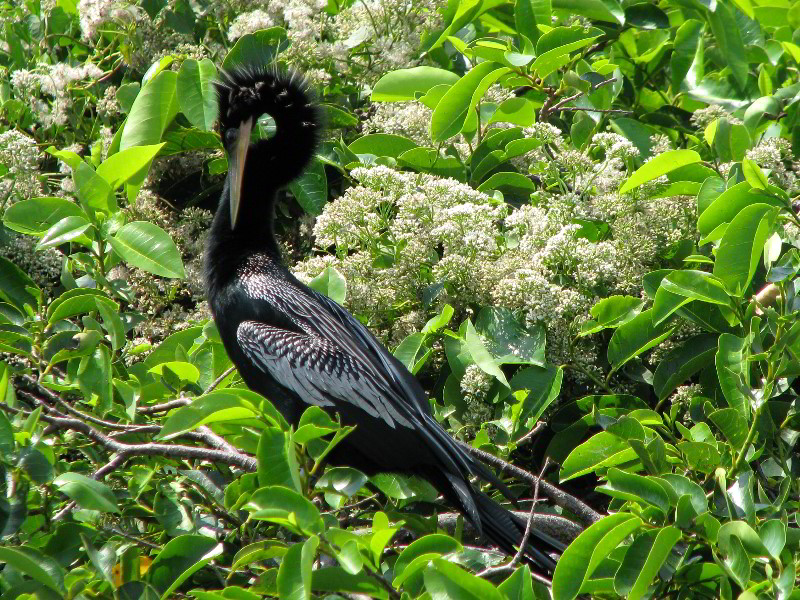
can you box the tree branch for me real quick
[458,440,602,525]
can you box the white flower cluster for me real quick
[746,137,797,192]
[364,102,433,145]
[295,123,701,369]
[77,0,137,39]
[0,130,43,201]
[10,62,103,127]
[690,104,741,129]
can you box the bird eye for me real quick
[224,128,237,145]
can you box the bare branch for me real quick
[458,440,602,525]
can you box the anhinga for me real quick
[205,63,563,573]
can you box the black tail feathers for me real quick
[473,491,564,573]
[216,63,324,187]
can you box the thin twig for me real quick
[206,366,236,393]
[137,398,191,414]
[540,77,618,122]
[515,421,545,447]
[458,441,602,525]
[0,403,257,471]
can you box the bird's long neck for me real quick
[205,158,284,297]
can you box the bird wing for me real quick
[236,321,413,427]
[236,319,473,477]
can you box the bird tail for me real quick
[440,471,563,573]
[216,65,324,188]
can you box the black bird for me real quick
[205,63,563,573]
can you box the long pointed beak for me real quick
[229,116,253,230]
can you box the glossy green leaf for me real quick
[696,182,778,235]
[372,66,460,101]
[348,133,418,158]
[607,309,676,371]
[394,534,462,586]
[308,265,346,304]
[257,427,302,492]
[424,558,504,600]
[431,62,505,142]
[53,473,119,513]
[120,70,179,150]
[36,215,92,250]
[95,143,165,189]
[246,486,324,535]
[289,156,328,216]
[146,534,223,597]
[176,58,217,131]
[601,468,670,513]
[109,221,185,279]
[155,390,261,440]
[464,318,509,387]
[581,295,643,335]
[619,150,701,194]
[277,536,318,600]
[0,547,63,593]
[614,527,681,600]
[560,431,639,481]
[653,334,717,400]
[713,203,779,295]
[222,27,289,70]
[73,161,115,214]
[2,196,85,236]
[552,513,641,600]
[47,288,119,323]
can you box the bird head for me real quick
[216,75,262,230]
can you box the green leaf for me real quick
[73,161,115,214]
[176,58,218,131]
[257,427,302,492]
[707,1,748,89]
[510,365,563,432]
[431,62,507,142]
[2,196,85,236]
[553,0,624,23]
[618,150,701,194]
[53,472,120,513]
[560,431,639,481]
[277,536,318,600]
[716,333,751,420]
[246,486,324,535]
[47,288,119,324]
[289,157,328,216]
[515,0,550,43]
[477,171,535,201]
[532,30,603,79]
[475,307,545,366]
[77,345,114,415]
[713,203,779,296]
[653,334,717,400]
[372,66,460,102]
[552,513,642,600]
[497,565,537,600]
[155,390,262,440]
[708,407,749,447]
[607,309,676,371]
[222,27,289,71]
[601,468,670,513]
[581,295,643,335]
[697,182,778,235]
[613,526,681,600]
[758,519,786,560]
[36,215,92,250]
[148,361,200,384]
[308,265,346,304]
[393,534,462,586]
[464,318,509,387]
[146,534,223,597]
[661,270,731,306]
[312,568,389,598]
[424,558,504,600]
[348,133,418,158]
[0,547,63,593]
[721,533,750,588]
[109,221,185,279]
[230,540,287,574]
[741,158,769,190]
[95,143,165,189]
[120,70,179,150]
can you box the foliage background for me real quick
[0,0,798,598]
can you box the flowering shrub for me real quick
[0,0,799,599]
